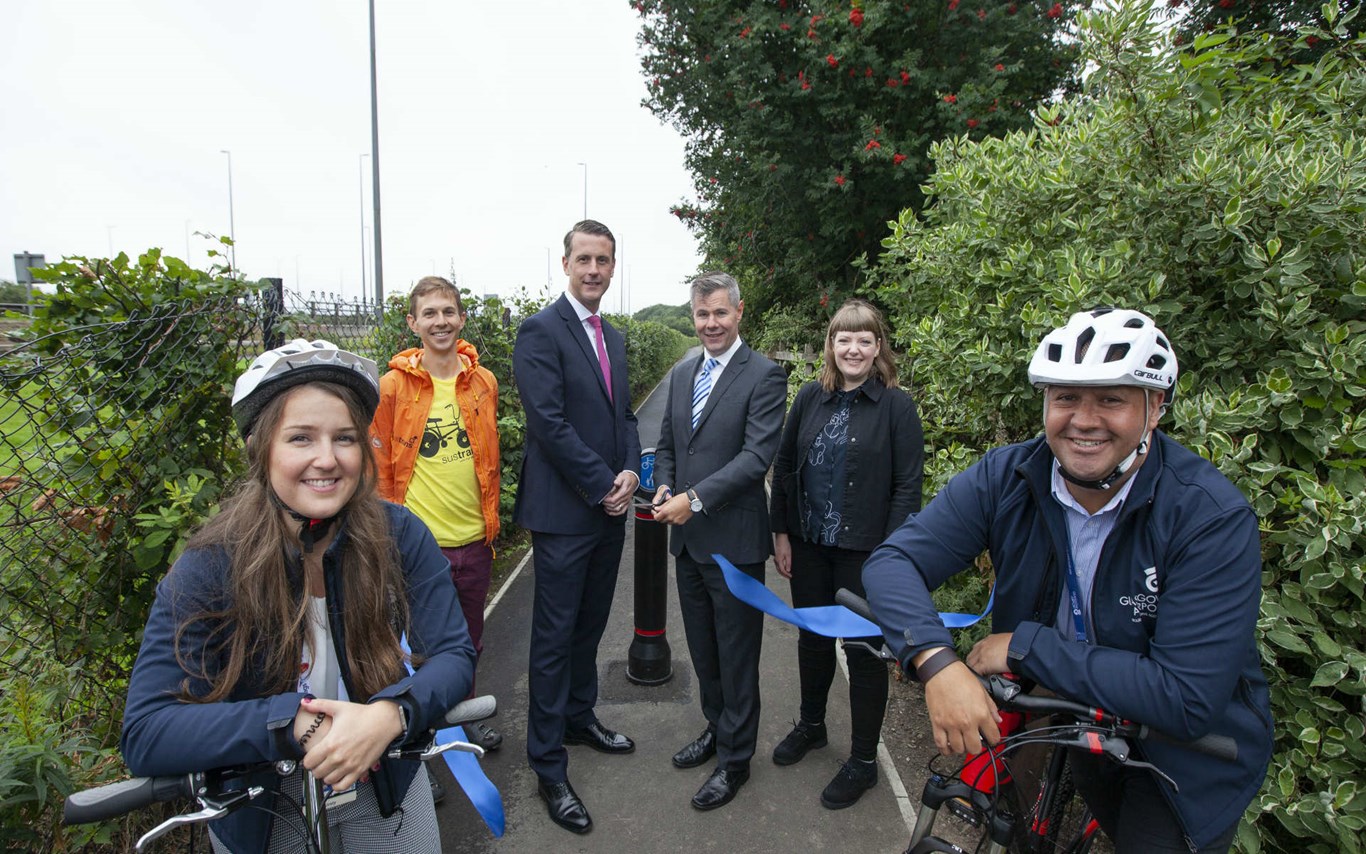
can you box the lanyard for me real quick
[1062,545,1089,643]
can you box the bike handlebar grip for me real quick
[1147,727,1239,761]
[835,587,874,621]
[63,776,189,825]
[444,695,497,727]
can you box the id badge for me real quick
[325,781,358,807]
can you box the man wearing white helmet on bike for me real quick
[864,309,1272,853]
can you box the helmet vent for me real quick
[1047,343,1063,362]
[1123,317,1145,329]
[1103,343,1131,363]
[1147,354,1168,370]
[1074,327,1096,362]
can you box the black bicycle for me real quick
[63,695,497,853]
[833,590,1236,854]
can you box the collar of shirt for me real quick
[1049,460,1135,519]
[696,336,744,383]
[820,375,883,403]
[565,291,610,362]
[565,290,597,327]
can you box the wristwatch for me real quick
[687,489,704,513]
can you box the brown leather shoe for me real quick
[690,766,750,811]
[537,777,592,834]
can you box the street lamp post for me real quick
[368,0,385,311]
[219,150,237,274]
[577,162,588,220]
[359,153,369,301]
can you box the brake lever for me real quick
[386,739,485,762]
[1119,756,1179,793]
[135,787,263,852]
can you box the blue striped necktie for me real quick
[691,357,720,429]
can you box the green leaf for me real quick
[1311,661,1350,687]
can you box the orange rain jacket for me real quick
[371,341,501,545]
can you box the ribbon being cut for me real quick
[712,553,992,637]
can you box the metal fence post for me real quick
[262,278,284,349]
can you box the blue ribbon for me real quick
[714,553,992,636]
[400,637,505,837]
[715,554,880,637]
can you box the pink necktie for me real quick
[586,314,613,402]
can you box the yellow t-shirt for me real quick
[405,376,485,547]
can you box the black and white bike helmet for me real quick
[1027,308,1177,395]
[1026,309,1178,491]
[231,339,380,438]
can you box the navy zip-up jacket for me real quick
[863,432,1272,848]
[121,502,475,853]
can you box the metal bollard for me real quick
[628,449,673,685]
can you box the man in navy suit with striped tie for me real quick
[512,220,641,835]
[652,271,787,811]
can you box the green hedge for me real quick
[867,4,1365,851]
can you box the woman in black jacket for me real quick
[768,299,924,809]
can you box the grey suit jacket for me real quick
[654,343,787,565]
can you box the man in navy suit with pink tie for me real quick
[512,220,641,835]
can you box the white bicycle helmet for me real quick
[1027,308,1177,394]
[1028,309,1177,491]
[232,339,379,437]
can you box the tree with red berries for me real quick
[635,0,1082,338]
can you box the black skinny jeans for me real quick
[787,538,888,762]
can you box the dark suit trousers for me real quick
[526,526,625,782]
[675,552,764,771]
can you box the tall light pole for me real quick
[368,0,385,310]
[219,150,237,274]
[359,153,369,301]
[577,162,588,220]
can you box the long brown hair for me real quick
[819,299,899,392]
[173,381,410,703]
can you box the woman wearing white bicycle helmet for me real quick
[121,339,475,853]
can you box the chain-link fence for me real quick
[0,288,386,729]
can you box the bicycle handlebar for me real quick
[64,775,195,826]
[63,695,500,827]
[833,588,1238,762]
[835,587,875,622]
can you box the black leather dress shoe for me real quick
[563,721,635,754]
[690,766,750,811]
[671,728,717,769]
[538,778,593,834]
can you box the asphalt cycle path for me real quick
[433,346,914,852]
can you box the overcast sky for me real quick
[2,0,703,313]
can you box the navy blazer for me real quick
[513,294,641,534]
[654,343,787,565]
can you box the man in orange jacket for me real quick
[371,276,503,759]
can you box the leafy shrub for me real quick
[610,315,693,403]
[867,3,1365,850]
